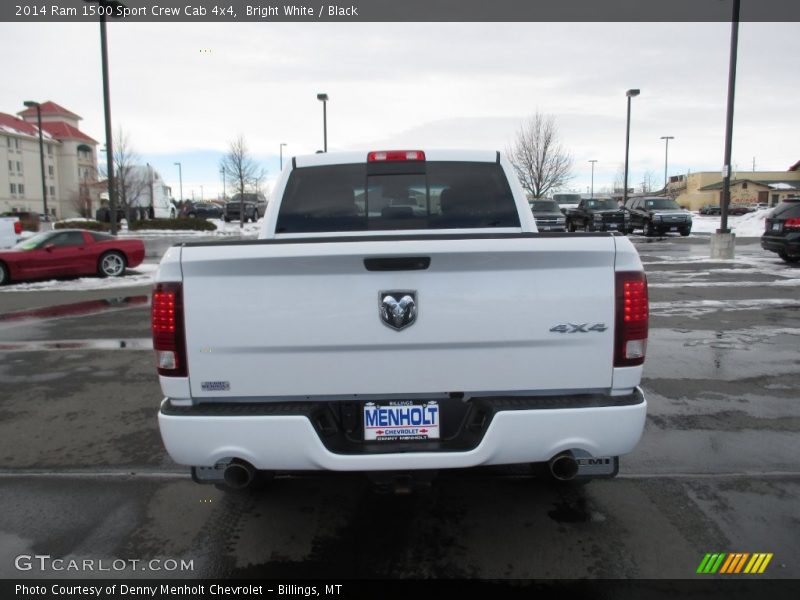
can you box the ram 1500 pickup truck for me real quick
[153,149,649,490]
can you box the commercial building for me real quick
[668,164,800,210]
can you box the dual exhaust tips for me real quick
[217,451,583,490]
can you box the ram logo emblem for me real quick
[380,291,417,331]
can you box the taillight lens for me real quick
[14,221,22,235]
[615,271,649,367]
[368,150,425,162]
[783,217,800,230]
[151,282,187,377]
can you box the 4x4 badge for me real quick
[550,323,607,333]
[380,291,417,331]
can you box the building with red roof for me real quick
[1,101,99,220]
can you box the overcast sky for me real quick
[2,21,798,199]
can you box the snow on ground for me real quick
[690,208,771,237]
[0,263,158,293]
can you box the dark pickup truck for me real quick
[565,198,628,233]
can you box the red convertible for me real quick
[0,229,145,286]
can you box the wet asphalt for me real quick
[0,235,798,581]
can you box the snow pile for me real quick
[0,263,159,293]
[691,209,771,237]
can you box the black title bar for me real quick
[3,0,800,23]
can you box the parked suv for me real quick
[761,197,800,263]
[180,201,224,220]
[625,197,692,236]
[224,193,267,223]
[529,199,566,232]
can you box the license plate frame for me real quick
[363,401,440,441]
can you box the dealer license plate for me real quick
[363,401,440,441]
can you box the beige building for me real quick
[0,101,99,219]
[668,165,800,211]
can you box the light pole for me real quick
[660,136,674,193]
[720,0,740,237]
[23,101,48,222]
[710,0,741,260]
[280,142,287,170]
[316,93,328,152]
[623,89,640,207]
[220,166,226,200]
[174,162,183,203]
[588,159,598,199]
[84,0,125,235]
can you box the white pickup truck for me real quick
[0,216,22,249]
[153,149,648,490]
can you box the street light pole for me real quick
[280,142,287,170]
[316,93,328,152]
[23,101,48,223]
[660,136,674,193]
[720,0,740,236]
[220,166,226,200]
[623,89,640,207]
[85,0,125,234]
[588,160,598,199]
[710,0,740,260]
[174,162,183,203]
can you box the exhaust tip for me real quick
[223,459,256,489]
[549,452,579,481]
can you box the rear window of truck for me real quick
[275,161,520,233]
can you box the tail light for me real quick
[151,282,187,377]
[368,150,425,162]
[783,217,800,231]
[615,271,648,367]
[14,221,22,235]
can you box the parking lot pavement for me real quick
[0,236,798,580]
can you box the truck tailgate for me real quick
[180,236,617,399]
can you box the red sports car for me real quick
[0,229,145,285]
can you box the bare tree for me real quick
[220,135,266,228]
[99,127,148,222]
[639,170,659,194]
[69,173,94,218]
[613,163,626,193]
[506,112,573,198]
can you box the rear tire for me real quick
[0,261,9,286]
[645,220,656,236]
[98,251,126,278]
[680,227,691,237]
[778,251,800,264]
[567,220,576,232]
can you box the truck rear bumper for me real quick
[158,389,647,471]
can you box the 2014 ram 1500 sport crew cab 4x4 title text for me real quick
[153,149,649,490]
